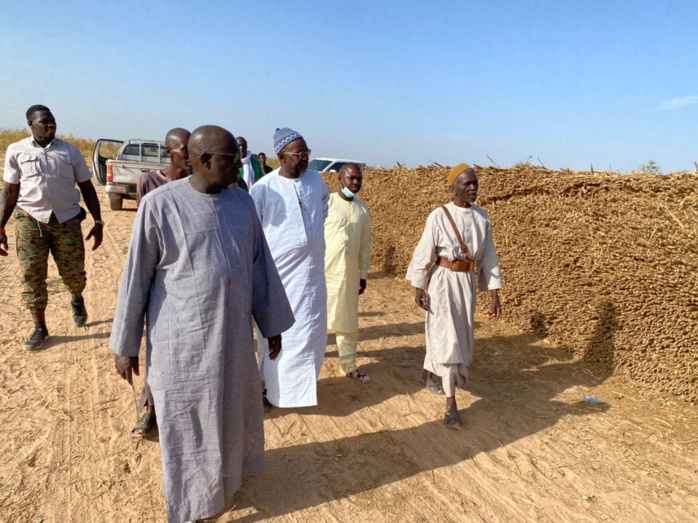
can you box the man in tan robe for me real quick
[325,164,372,382]
[406,163,502,428]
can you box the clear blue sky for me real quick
[2,0,697,172]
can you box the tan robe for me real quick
[406,202,502,395]
[325,193,372,374]
[325,193,372,333]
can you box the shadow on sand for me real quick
[326,321,425,348]
[25,330,111,352]
[234,301,620,520]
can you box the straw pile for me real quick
[323,166,698,403]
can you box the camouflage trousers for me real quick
[15,208,86,313]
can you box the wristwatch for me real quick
[95,220,105,226]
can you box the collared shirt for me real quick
[3,136,92,223]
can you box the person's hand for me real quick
[268,334,282,361]
[115,355,139,384]
[0,232,8,257]
[359,279,367,295]
[86,224,103,251]
[490,290,502,321]
[415,288,430,311]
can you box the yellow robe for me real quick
[325,193,372,333]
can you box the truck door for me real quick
[92,139,123,185]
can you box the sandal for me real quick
[347,371,371,383]
[131,411,157,437]
[444,410,461,429]
[419,378,445,395]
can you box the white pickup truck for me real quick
[92,139,169,210]
[308,157,365,173]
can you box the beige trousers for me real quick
[336,331,359,375]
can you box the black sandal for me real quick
[443,410,461,429]
[131,411,157,437]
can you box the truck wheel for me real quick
[108,194,123,211]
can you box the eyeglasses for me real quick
[283,149,311,160]
[202,151,241,163]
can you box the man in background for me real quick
[325,163,373,382]
[136,128,191,206]
[237,136,264,189]
[0,105,103,350]
[131,127,191,437]
[258,152,273,174]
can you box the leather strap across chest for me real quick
[440,205,473,260]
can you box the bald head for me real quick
[189,125,235,158]
[163,127,191,175]
[165,127,190,148]
[188,125,240,192]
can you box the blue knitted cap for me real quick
[273,127,303,154]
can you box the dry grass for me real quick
[0,128,29,152]
[265,157,281,169]
[0,128,95,164]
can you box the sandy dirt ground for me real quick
[1,192,697,523]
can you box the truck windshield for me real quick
[308,159,331,171]
[121,142,169,163]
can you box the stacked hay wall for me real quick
[323,166,698,403]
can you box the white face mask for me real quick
[341,186,359,198]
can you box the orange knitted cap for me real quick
[447,163,472,185]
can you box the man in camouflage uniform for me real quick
[0,105,103,350]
